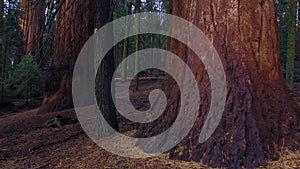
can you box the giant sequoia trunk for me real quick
[144,0,300,168]
[39,0,118,131]
[20,0,45,61]
[39,0,89,112]
[39,0,95,113]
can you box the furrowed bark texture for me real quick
[39,0,95,113]
[142,0,300,168]
[20,0,45,60]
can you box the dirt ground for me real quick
[0,80,300,169]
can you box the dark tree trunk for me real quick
[0,0,3,62]
[297,0,300,58]
[0,0,3,100]
[94,0,120,131]
[298,0,300,28]
[0,0,3,55]
[134,0,141,91]
[143,0,300,168]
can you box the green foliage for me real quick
[275,0,289,65]
[4,55,42,101]
[2,0,24,63]
[285,0,298,89]
[0,0,24,101]
[275,0,300,86]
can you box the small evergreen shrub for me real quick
[4,55,42,104]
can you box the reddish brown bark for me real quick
[38,0,117,130]
[20,0,45,59]
[143,0,300,168]
[38,0,95,113]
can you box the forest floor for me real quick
[0,80,300,169]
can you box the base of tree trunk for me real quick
[38,89,73,114]
[38,67,73,113]
[137,0,300,167]
[138,75,300,168]
[167,89,300,168]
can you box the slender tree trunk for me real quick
[0,0,3,58]
[298,0,300,27]
[2,0,10,100]
[121,0,130,81]
[142,0,300,168]
[286,0,297,89]
[297,0,300,59]
[133,0,141,91]
[0,0,3,101]
[94,0,119,131]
